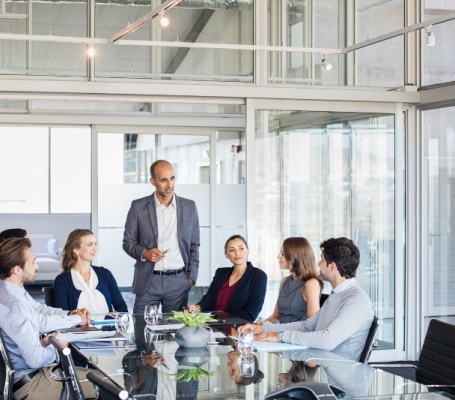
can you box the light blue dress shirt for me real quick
[0,280,56,380]
[26,292,81,333]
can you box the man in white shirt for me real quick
[123,160,200,313]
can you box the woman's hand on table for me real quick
[187,305,201,314]
[238,323,264,335]
[255,332,278,342]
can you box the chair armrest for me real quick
[369,364,417,369]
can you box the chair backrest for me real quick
[0,329,14,400]
[416,319,455,388]
[86,372,129,400]
[320,294,329,308]
[265,382,343,400]
[359,316,381,364]
[42,286,56,307]
[49,336,85,400]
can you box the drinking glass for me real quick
[238,353,255,378]
[115,312,130,332]
[144,305,159,325]
[238,330,254,353]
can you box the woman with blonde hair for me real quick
[261,237,323,324]
[54,229,128,314]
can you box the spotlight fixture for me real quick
[426,25,435,46]
[321,55,333,71]
[87,44,95,57]
[158,12,169,28]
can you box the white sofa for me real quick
[28,234,62,281]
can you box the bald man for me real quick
[123,160,200,314]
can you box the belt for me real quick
[153,267,185,276]
[13,369,40,392]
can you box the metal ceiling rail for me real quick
[0,12,453,55]
[342,11,455,53]
[109,0,183,43]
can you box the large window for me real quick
[0,126,91,214]
[422,106,455,334]
[267,0,404,87]
[255,109,397,349]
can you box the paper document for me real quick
[252,342,308,352]
[56,331,117,343]
[171,331,226,339]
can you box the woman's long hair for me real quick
[61,229,94,273]
[282,237,323,290]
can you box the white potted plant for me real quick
[168,310,216,348]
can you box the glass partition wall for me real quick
[251,103,405,360]
[421,106,455,337]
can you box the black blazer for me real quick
[196,262,267,323]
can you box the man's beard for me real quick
[24,271,37,283]
[158,187,173,198]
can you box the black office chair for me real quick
[320,294,329,308]
[42,286,56,307]
[265,381,344,400]
[49,336,85,400]
[0,329,41,400]
[86,372,130,400]
[371,319,455,391]
[359,316,382,364]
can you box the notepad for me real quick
[146,323,184,331]
[252,342,308,352]
[56,331,117,343]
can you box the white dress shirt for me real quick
[26,292,81,333]
[152,193,185,271]
[71,268,110,315]
[331,278,357,294]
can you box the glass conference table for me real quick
[71,313,454,400]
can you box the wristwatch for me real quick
[277,332,284,343]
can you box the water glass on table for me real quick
[115,312,130,332]
[238,353,255,378]
[238,330,255,353]
[144,305,159,325]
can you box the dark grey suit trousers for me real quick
[133,270,191,314]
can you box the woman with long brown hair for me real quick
[54,229,128,315]
[261,237,323,324]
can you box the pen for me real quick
[162,249,171,254]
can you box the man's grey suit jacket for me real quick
[122,192,200,296]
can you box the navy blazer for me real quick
[197,262,267,323]
[53,266,128,313]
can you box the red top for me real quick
[213,274,241,312]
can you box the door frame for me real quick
[245,99,406,362]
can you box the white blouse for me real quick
[71,268,109,315]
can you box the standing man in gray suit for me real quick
[123,160,200,314]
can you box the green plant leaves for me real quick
[170,367,217,382]
[167,310,216,327]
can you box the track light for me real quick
[87,44,95,57]
[426,26,435,46]
[321,55,332,71]
[158,12,169,28]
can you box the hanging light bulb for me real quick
[87,44,95,57]
[321,55,333,71]
[426,26,435,46]
[158,12,170,28]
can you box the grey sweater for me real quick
[263,284,374,361]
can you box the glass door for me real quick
[248,100,405,362]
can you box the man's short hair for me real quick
[150,160,172,180]
[320,237,360,279]
[0,228,27,244]
[0,238,32,280]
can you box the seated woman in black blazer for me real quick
[188,235,267,322]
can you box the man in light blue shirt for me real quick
[0,228,90,333]
[0,238,95,400]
